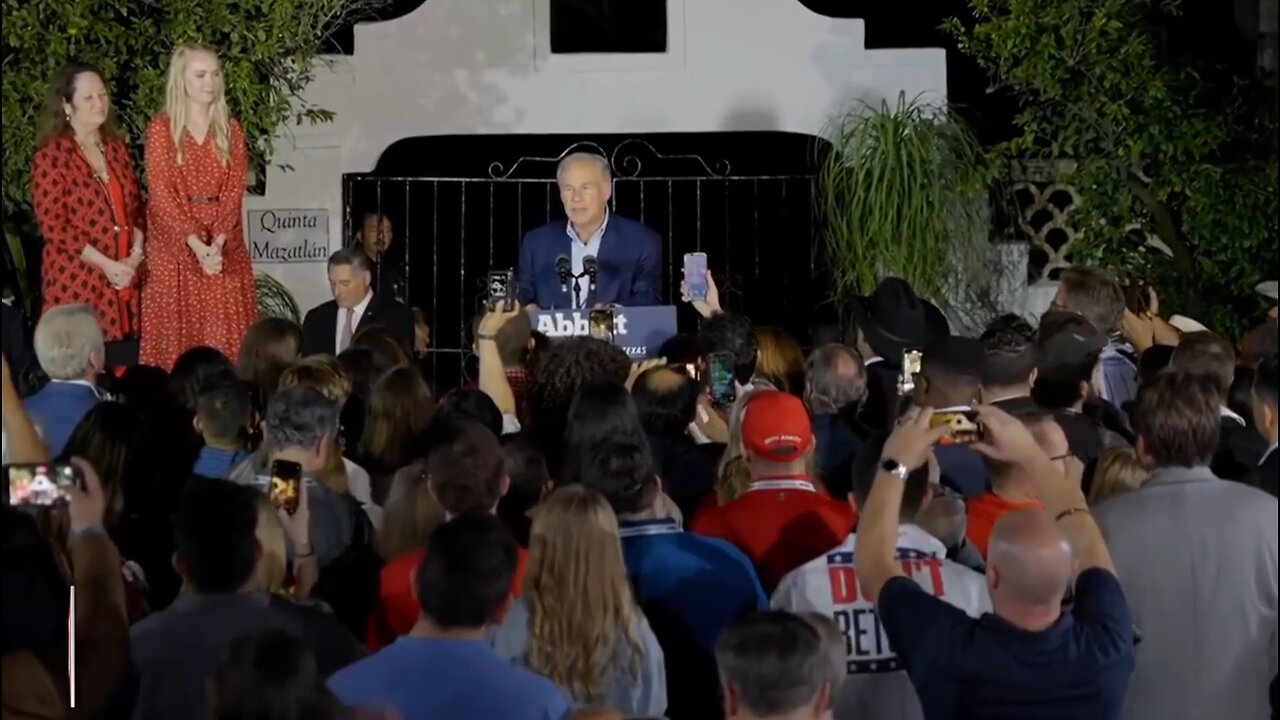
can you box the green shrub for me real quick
[945,0,1278,337]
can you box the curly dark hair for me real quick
[979,313,1038,389]
[530,337,631,478]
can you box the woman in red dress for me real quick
[31,63,146,367]
[140,44,257,369]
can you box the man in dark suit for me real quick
[850,278,950,434]
[300,248,415,357]
[1247,353,1278,498]
[516,152,662,309]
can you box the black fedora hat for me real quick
[852,277,950,363]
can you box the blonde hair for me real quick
[715,384,772,504]
[755,326,806,395]
[1089,446,1148,506]
[164,43,231,166]
[525,485,643,702]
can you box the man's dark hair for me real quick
[631,367,700,438]
[1056,267,1126,335]
[497,434,551,547]
[530,337,631,476]
[436,388,504,438]
[699,312,758,385]
[715,611,826,717]
[471,309,533,367]
[979,314,1038,389]
[174,480,261,593]
[1133,371,1220,468]
[196,371,252,443]
[416,514,518,628]
[424,419,506,515]
[1253,354,1278,408]
[1138,344,1176,383]
[1032,313,1103,409]
[572,438,658,516]
[850,433,930,516]
[327,246,372,273]
[1170,331,1235,397]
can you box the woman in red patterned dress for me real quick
[139,44,257,369]
[31,63,146,367]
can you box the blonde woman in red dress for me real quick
[31,62,146,367]
[140,44,257,369]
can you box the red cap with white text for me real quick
[741,390,814,463]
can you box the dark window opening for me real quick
[550,0,667,54]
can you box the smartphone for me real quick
[902,349,923,379]
[589,308,615,343]
[707,351,736,406]
[683,252,709,301]
[5,463,82,506]
[487,269,514,310]
[929,410,983,445]
[268,459,302,516]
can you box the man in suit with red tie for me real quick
[300,247,415,357]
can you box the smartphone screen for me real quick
[487,270,513,308]
[588,309,615,342]
[707,351,736,406]
[929,410,983,445]
[268,460,302,516]
[6,463,82,506]
[684,252,709,301]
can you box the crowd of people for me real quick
[2,253,1276,720]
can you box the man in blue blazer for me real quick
[22,304,105,457]
[516,152,663,309]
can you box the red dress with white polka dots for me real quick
[31,134,145,341]
[138,114,258,369]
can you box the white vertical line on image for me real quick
[69,584,76,709]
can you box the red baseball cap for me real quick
[741,390,814,463]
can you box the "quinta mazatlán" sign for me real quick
[248,209,330,263]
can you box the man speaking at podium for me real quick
[516,152,663,310]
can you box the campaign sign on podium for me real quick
[531,306,677,359]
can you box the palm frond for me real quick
[819,93,994,318]
[255,272,301,324]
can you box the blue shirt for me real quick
[1099,343,1139,409]
[191,446,250,480]
[329,636,571,720]
[878,567,1135,720]
[567,211,607,308]
[619,518,766,653]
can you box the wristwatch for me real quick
[880,458,910,481]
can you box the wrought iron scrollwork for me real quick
[609,139,731,178]
[487,141,610,180]
[486,139,731,180]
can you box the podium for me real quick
[530,306,677,359]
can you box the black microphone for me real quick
[582,255,598,280]
[556,254,572,292]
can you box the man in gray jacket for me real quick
[1094,371,1278,720]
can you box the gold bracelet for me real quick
[1054,507,1091,522]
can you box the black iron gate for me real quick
[342,137,824,391]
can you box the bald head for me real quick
[987,508,1073,606]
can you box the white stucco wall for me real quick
[245,0,947,312]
